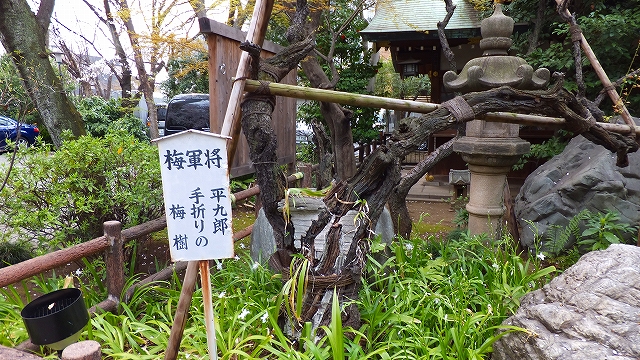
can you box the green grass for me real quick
[412,222,454,238]
[0,229,555,359]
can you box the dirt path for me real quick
[406,200,456,227]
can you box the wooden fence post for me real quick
[301,165,312,188]
[104,221,124,306]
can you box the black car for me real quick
[0,115,40,151]
[164,94,210,136]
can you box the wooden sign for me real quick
[154,130,234,261]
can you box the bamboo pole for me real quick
[242,79,640,136]
[553,0,635,131]
[243,79,440,114]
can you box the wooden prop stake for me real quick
[222,0,275,160]
[242,79,640,136]
[164,261,199,360]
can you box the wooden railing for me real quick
[355,132,389,164]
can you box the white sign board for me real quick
[154,130,234,261]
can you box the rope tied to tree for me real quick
[569,24,583,43]
[241,82,276,111]
[255,80,272,95]
[442,96,475,123]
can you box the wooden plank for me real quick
[204,17,296,178]
[198,18,283,54]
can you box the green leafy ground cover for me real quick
[0,231,554,359]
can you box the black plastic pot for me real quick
[21,288,89,350]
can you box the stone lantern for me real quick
[443,2,550,237]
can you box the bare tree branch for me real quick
[36,0,55,41]
[437,0,457,73]
[595,68,640,106]
[557,0,586,97]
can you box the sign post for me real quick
[155,130,234,360]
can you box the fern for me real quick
[544,209,591,256]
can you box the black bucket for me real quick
[21,288,89,350]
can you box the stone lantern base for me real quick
[454,135,529,238]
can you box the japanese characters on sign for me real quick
[155,130,234,261]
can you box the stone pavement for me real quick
[404,171,524,202]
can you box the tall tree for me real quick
[508,0,640,114]
[77,0,133,100]
[116,0,163,139]
[0,0,86,147]
[291,0,377,181]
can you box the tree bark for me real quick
[240,38,316,252]
[117,0,158,138]
[0,0,86,148]
[526,0,547,55]
[311,121,334,189]
[101,0,132,99]
[437,0,457,73]
[299,55,358,181]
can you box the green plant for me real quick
[0,241,32,268]
[449,195,469,229]
[359,233,553,358]
[296,142,317,163]
[75,96,148,142]
[0,130,164,249]
[513,133,569,171]
[578,210,637,251]
[453,207,469,229]
[540,209,591,256]
[0,231,556,359]
[230,174,255,193]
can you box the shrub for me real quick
[75,96,148,142]
[0,241,32,268]
[0,130,164,249]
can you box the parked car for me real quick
[164,93,210,136]
[157,104,167,136]
[0,115,39,151]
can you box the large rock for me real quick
[515,134,640,251]
[492,244,640,360]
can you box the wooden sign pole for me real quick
[164,261,199,359]
[200,261,217,360]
